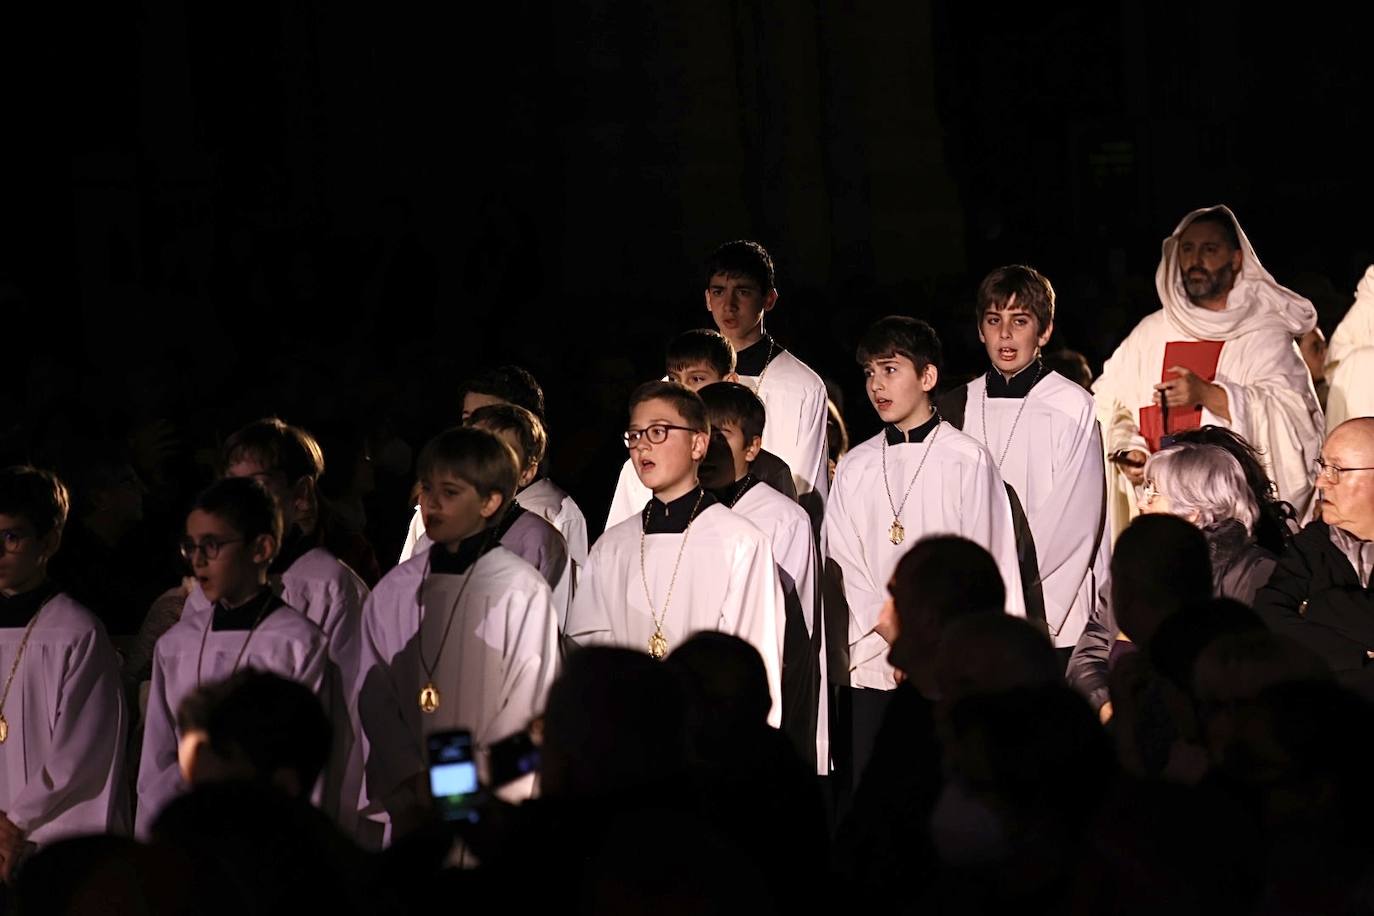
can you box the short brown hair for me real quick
[698,382,765,444]
[975,265,1055,333]
[416,427,519,506]
[466,403,547,470]
[628,381,710,437]
[666,329,736,378]
[223,418,325,484]
[0,466,69,538]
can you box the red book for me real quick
[1138,339,1225,451]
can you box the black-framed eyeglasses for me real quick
[1313,457,1374,485]
[179,537,244,562]
[623,424,701,448]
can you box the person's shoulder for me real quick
[476,545,553,592]
[31,592,105,639]
[932,422,993,463]
[1114,308,1170,346]
[772,348,825,390]
[369,552,428,602]
[591,512,642,556]
[738,482,810,529]
[266,600,328,645]
[1035,371,1097,416]
[513,508,563,543]
[285,547,368,591]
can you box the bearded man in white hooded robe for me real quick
[1094,206,1324,538]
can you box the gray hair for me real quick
[1144,443,1259,534]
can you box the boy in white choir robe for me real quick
[825,317,1023,788]
[0,467,129,870]
[567,381,784,726]
[605,329,798,529]
[357,427,558,842]
[138,477,330,837]
[179,418,370,834]
[399,405,572,630]
[460,365,590,569]
[698,382,826,772]
[703,240,829,521]
[936,266,1109,660]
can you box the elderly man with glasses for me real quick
[1255,417,1374,696]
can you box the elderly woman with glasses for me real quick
[1067,442,1279,719]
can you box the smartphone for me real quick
[487,729,541,788]
[427,729,481,823]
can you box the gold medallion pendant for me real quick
[648,629,669,660]
[0,715,8,744]
[419,683,441,714]
[889,518,905,545]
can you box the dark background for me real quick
[2,1,1371,564]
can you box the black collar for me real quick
[270,524,322,575]
[492,503,527,543]
[642,486,718,535]
[735,334,778,377]
[429,526,499,576]
[0,581,58,629]
[884,411,941,445]
[211,588,282,632]
[710,474,760,508]
[986,359,1047,399]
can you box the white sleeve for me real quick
[135,645,183,838]
[11,628,129,839]
[564,543,616,646]
[961,452,1026,618]
[1207,334,1323,517]
[720,535,784,728]
[355,592,423,819]
[1032,408,1109,637]
[398,506,425,564]
[491,582,560,742]
[821,465,887,674]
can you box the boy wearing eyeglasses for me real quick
[604,328,798,531]
[566,381,784,725]
[356,427,557,845]
[0,466,128,873]
[137,476,329,837]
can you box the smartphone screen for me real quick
[427,730,480,822]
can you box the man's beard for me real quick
[1182,262,1236,302]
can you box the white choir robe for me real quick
[1326,264,1374,433]
[400,506,573,631]
[136,601,330,837]
[1094,205,1324,537]
[182,547,370,836]
[514,478,589,570]
[566,504,785,727]
[730,482,828,773]
[960,371,1110,648]
[0,594,130,843]
[356,547,558,839]
[824,423,1025,691]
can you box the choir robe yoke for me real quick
[515,478,589,568]
[960,370,1110,648]
[0,593,129,843]
[356,546,558,821]
[567,503,785,726]
[136,600,330,837]
[824,421,1025,691]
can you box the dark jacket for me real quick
[1067,520,1277,711]
[1253,520,1374,695]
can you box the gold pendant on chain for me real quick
[419,682,441,714]
[889,518,905,545]
[648,628,669,660]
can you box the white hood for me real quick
[1329,264,1374,369]
[1156,205,1317,340]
